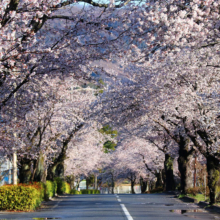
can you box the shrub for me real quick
[70,189,82,194]
[44,181,56,200]
[186,187,200,196]
[65,182,71,194]
[148,186,164,194]
[54,177,66,194]
[70,189,100,195]
[28,182,45,201]
[53,180,57,196]
[0,184,44,211]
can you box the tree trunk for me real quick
[131,181,135,194]
[32,151,46,182]
[155,170,163,188]
[140,177,148,193]
[86,177,89,190]
[111,174,114,194]
[18,158,32,183]
[178,137,193,194]
[164,154,175,191]
[47,124,83,181]
[69,175,75,189]
[207,155,220,204]
[94,174,98,190]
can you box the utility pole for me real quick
[8,159,11,184]
[13,83,17,185]
[12,146,17,185]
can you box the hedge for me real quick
[0,179,71,211]
[65,182,71,194]
[44,180,57,200]
[70,189,100,194]
[0,183,44,211]
[54,177,70,194]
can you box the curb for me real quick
[198,201,220,214]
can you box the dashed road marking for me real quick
[120,204,133,220]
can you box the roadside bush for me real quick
[28,182,45,201]
[186,187,200,196]
[70,189,100,194]
[53,180,57,196]
[65,182,71,194]
[70,189,82,194]
[0,184,44,211]
[147,186,163,194]
[44,180,58,200]
[54,177,66,194]
[54,177,70,194]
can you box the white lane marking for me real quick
[52,200,62,209]
[120,204,133,220]
[118,199,121,202]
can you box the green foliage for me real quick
[81,189,100,194]
[99,125,118,153]
[70,189,100,194]
[99,79,105,85]
[54,177,66,194]
[0,184,44,211]
[178,194,185,199]
[188,194,208,202]
[179,187,210,202]
[44,181,57,200]
[65,182,71,194]
[99,125,118,138]
[53,181,57,195]
[103,140,117,153]
[70,189,82,194]
[212,170,219,187]
[54,177,70,194]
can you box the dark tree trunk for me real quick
[178,136,193,194]
[111,174,114,194]
[86,177,89,190]
[150,181,156,190]
[47,124,83,181]
[164,154,175,191]
[131,181,135,194]
[207,155,220,204]
[18,158,32,183]
[140,177,148,193]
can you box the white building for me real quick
[0,157,13,186]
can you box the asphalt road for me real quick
[0,193,220,220]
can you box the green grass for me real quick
[188,194,208,202]
[178,194,185,199]
[178,193,209,202]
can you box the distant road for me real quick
[0,193,219,219]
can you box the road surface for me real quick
[0,193,220,219]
